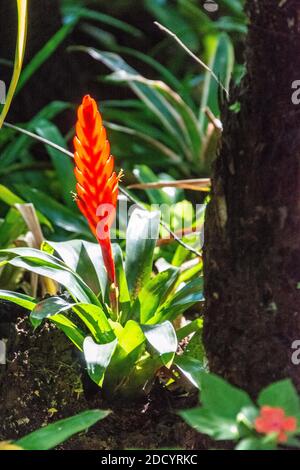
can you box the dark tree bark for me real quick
[203,0,300,396]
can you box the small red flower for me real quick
[255,406,297,443]
[73,95,121,287]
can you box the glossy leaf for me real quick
[125,208,160,299]
[0,247,99,305]
[14,185,91,237]
[35,119,76,207]
[151,277,204,323]
[133,268,179,324]
[16,410,110,450]
[0,289,36,311]
[43,239,108,300]
[72,303,115,344]
[142,321,177,367]
[112,243,130,324]
[175,355,204,389]
[84,336,118,386]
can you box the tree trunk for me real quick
[203,0,300,397]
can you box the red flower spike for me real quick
[73,95,121,291]
[254,406,297,443]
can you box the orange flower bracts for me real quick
[255,406,297,443]
[73,95,121,286]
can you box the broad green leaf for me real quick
[14,185,91,237]
[0,0,28,128]
[0,101,70,169]
[133,268,179,324]
[179,407,240,440]
[176,318,203,342]
[200,373,253,420]
[50,314,85,351]
[142,321,177,367]
[35,119,76,207]
[235,437,277,451]
[175,355,204,389]
[0,247,99,305]
[145,0,199,51]
[133,165,172,205]
[0,184,51,228]
[112,243,130,325]
[84,336,118,386]
[16,410,110,450]
[30,296,73,327]
[258,380,300,416]
[106,69,200,161]
[72,303,115,344]
[110,320,145,365]
[77,48,193,160]
[152,277,204,323]
[0,289,36,311]
[106,320,145,389]
[0,208,26,247]
[29,296,85,349]
[125,208,160,299]
[43,239,108,300]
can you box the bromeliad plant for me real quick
[0,96,203,397]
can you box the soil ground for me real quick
[0,301,206,450]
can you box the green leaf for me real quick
[175,355,204,389]
[30,296,73,326]
[235,437,277,451]
[16,410,110,450]
[112,243,130,325]
[50,314,85,351]
[0,184,51,229]
[258,379,300,416]
[133,268,179,324]
[64,6,142,38]
[199,33,234,133]
[0,290,36,311]
[43,239,108,300]
[181,330,206,363]
[133,165,172,205]
[30,296,85,349]
[180,407,240,440]
[153,277,204,323]
[200,373,253,421]
[77,48,194,161]
[125,208,160,299]
[106,320,145,389]
[35,119,76,207]
[84,336,118,386]
[72,303,115,344]
[14,185,91,237]
[0,101,70,169]
[0,208,26,247]
[142,321,177,367]
[1,247,99,305]
[17,18,78,93]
